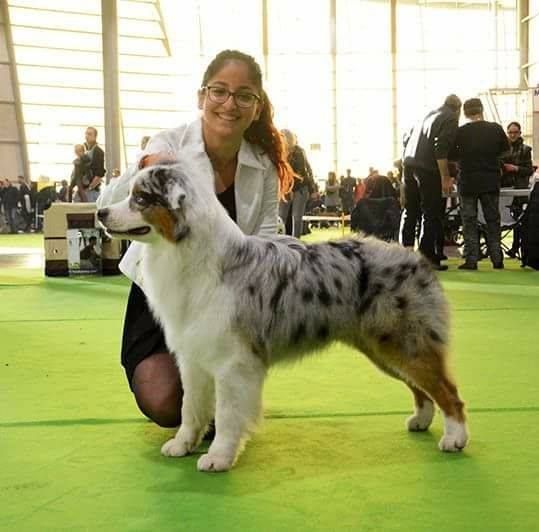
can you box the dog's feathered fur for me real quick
[98,162,469,472]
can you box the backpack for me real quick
[520,182,539,270]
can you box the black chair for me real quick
[477,192,529,260]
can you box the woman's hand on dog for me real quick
[139,152,177,169]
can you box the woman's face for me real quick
[198,60,262,142]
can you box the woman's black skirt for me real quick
[121,282,168,389]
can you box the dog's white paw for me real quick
[406,401,435,432]
[197,453,234,472]
[439,418,469,452]
[161,437,193,458]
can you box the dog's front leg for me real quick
[161,361,214,458]
[197,356,266,472]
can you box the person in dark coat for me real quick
[450,98,510,270]
[401,94,461,270]
[17,175,33,232]
[2,179,20,233]
[279,129,316,238]
[500,121,534,257]
[83,126,106,202]
[501,121,534,189]
[340,169,357,214]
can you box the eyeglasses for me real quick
[203,85,261,109]
[507,129,520,134]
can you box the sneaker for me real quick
[493,262,504,269]
[458,262,478,270]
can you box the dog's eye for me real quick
[134,195,148,207]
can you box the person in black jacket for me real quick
[451,98,509,270]
[17,175,33,232]
[1,179,20,233]
[279,129,316,238]
[401,94,461,270]
[500,121,534,257]
[340,169,357,214]
[501,122,533,189]
[83,126,106,202]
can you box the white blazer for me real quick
[96,117,279,287]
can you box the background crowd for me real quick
[0,105,535,269]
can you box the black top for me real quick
[1,184,19,208]
[403,104,459,174]
[217,183,237,222]
[84,143,106,190]
[500,137,534,188]
[289,145,316,194]
[451,120,509,195]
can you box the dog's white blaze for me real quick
[103,197,144,232]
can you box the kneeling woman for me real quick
[97,50,293,427]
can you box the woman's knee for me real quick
[131,353,183,428]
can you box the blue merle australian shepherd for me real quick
[98,162,469,472]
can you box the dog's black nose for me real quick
[97,208,109,221]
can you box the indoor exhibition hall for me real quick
[1,0,538,530]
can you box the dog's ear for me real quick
[169,182,187,210]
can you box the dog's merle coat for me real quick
[226,235,448,367]
[99,162,468,472]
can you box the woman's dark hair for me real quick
[201,50,293,199]
[507,121,521,132]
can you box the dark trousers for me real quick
[400,167,420,247]
[5,206,18,233]
[460,192,503,265]
[509,197,527,254]
[400,168,443,262]
[21,207,32,230]
[279,186,310,238]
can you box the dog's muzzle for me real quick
[97,207,151,236]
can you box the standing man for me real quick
[401,94,461,270]
[340,169,357,214]
[17,175,33,232]
[451,98,509,270]
[84,126,105,203]
[2,179,20,233]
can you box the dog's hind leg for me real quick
[197,354,266,473]
[358,346,435,432]
[397,350,469,452]
[161,361,214,458]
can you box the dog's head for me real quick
[98,163,212,244]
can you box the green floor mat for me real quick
[1,233,538,531]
